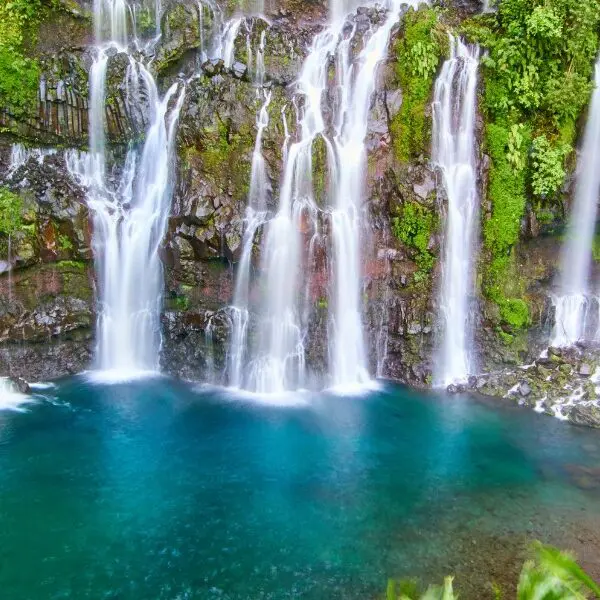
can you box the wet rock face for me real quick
[476,345,600,429]
[442,0,485,14]
[169,70,290,267]
[0,145,92,266]
[1,4,93,145]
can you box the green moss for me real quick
[0,187,23,236]
[592,232,600,263]
[0,0,44,116]
[499,298,530,330]
[57,260,85,271]
[483,123,528,261]
[312,134,328,206]
[166,294,190,311]
[58,234,74,251]
[390,5,445,162]
[497,329,515,346]
[194,111,253,200]
[392,200,436,280]
[316,298,328,310]
[482,122,532,331]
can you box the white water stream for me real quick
[68,0,184,379]
[551,56,600,348]
[226,0,417,393]
[432,36,480,386]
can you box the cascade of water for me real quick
[551,56,600,348]
[432,35,480,387]
[9,144,29,175]
[330,1,413,390]
[227,0,415,394]
[255,30,266,87]
[198,1,207,61]
[94,0,129,47]
[329,0,362,22]
[8,144,56,175]
[229,90,271,388]
[227,25,271,388]
[242,27,339,394]
[0,378,31,411]
[68,0,184,378]
[211,16,244,67]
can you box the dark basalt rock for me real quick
[12,377,31,394]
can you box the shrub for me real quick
[0,188,23,236]
[530,135,571,198]
[385,542,600,599]
[392,200,436,277]
[390,6,445,161]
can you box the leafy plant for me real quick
[507,124,526,172]
[517,542,600,599]
[459,0,600,325]
[392,200,436,278]
[0,0,44,114]
[385,543,600,599]
[0,188,23,236]
[390,6,444,161]
[530,135,571,198]
[409,40,440,80]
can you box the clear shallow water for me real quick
[0,379,599,599]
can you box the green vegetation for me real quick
[0,188,23,236]
[390,5,445,161]
[312,134,328,206]
[530,135,571,198]
[386,542,600,599]
[482,123,531,330]
[0,0,46,115]
[58,234,74,251]
[193,113,253,200]
[57,260,86,271]
[392,200,436,281]
[460,0,600,330]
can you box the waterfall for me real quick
[551,56,600,348]
[9,144,56,175]
[329,1,412,390]
[0,378,31,412]
[68,0,184,379]
[229,90,271,388]
[432,36,480,387]
[211,16,244,67]
[329,0,362,22]
[226,0,415,394]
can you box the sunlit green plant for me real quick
[385,543,600,600]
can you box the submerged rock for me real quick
[518,382,531,397]
[579,363,592,377]
[11,377,31,394]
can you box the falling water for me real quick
[0,378,31,411]
[227,0,415,393]
[241,26,339,394]
[68,0,184,378]
[229,90,271,388]
[8,144,56,175]
[329,0,362,22]
[211,16,244,67]
[329,1,413,390]
[551,56,600,348]
[432,36,480,387]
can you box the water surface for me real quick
[1,378,599,598]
